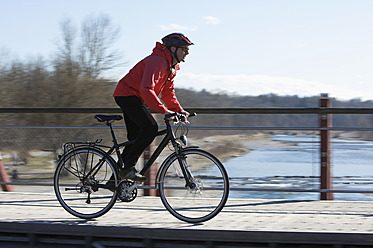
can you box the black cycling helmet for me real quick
[161,33,194,47]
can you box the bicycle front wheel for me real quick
[158,148,229,223]
[54,146,118,219]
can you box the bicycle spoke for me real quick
[54,147,118,219]
[159,149,229,223]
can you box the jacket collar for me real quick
[152,42,180,71]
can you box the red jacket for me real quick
[113,42,183,114]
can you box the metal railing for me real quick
[1,106,373,114]
[1,104,373,198]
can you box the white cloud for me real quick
[176,73,373,100]
[160,24,198,32]
[203,16,221,25]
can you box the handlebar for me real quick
[164,112,197,123]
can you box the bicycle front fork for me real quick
[175,152,195,188]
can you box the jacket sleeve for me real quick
[139,58,169,114]
[161,79,183,113]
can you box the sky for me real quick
[2,0,373,101]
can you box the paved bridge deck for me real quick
[0,192,372,247]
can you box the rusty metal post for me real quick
[143,142,159,196]
[143,114,159,196]
[0,153,13,192]
[319,93,333,200]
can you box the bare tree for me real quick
[55,19,80,79]
[51,15,123,109]
[0,48,11,106]
[79,14,123,78]
[0,47,10,75]
[54,14,124,80]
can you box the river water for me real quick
[225,134,373,201]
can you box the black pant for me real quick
[114,96,158,168]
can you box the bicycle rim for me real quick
[159,149,229,223]
[54,147,118,219]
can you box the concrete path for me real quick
[0,192,372,233]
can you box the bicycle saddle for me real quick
[95,114,123,122]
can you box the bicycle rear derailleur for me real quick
[118,180,138,202]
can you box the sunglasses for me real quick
[179,47,189,53]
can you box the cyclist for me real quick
[112,33,193,181]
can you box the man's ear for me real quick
[170,46,177,52]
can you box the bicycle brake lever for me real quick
[173,117,180,125]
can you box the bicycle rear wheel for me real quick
[54,146,118,219]
[158,148,229,223]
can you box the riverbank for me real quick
[189,133,276,161]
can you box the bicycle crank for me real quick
[118,180,138,202]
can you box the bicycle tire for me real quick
[54,146,119,219]
[158,148,229,223]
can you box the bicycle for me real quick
[54,113,229,223]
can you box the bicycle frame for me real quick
[84,117,194,188]
[55,113,229,223]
